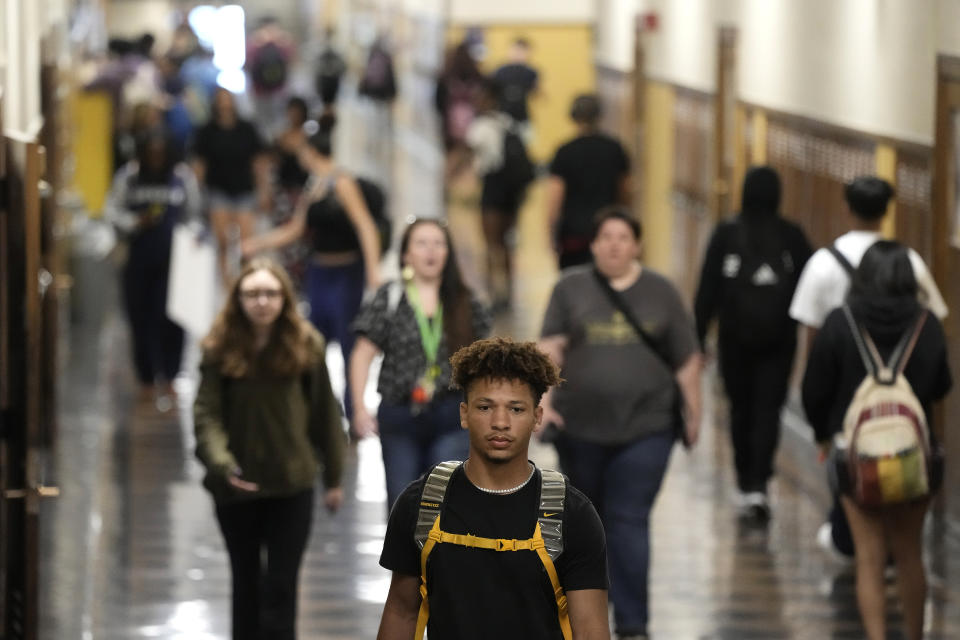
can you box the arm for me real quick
[335,175,381,289]
[242,193,308,255]
[544,175,565,238]
[193,360,240,484]
[376,573,421,640]
[566,589,611,640]
[537,334,569,430]
[177,164,204,224]
[103,167,138,234]
[618,172,633,206]
[307,342,347,509]
[801,318,840,450]
[676,352,704,446]
[693,228,725,349]
[253,151,273,211]
[349,336,382,437]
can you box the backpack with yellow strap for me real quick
[412,460,571,640]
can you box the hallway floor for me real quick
[39,87,960,639]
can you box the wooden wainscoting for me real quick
[672,87,715,299]
[764,113,876,248]
[595,63,635,155]
[895,146,935,264]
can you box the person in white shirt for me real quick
[790,177,947,333]
[789,175,948,560]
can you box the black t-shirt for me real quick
[193,119,264,195]
[549,133,630,239]
[380,464,607,640]
[493,63,538,122]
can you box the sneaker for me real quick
[738,491,771,523]
[816,522,853,564]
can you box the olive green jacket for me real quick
[194,331,346,503]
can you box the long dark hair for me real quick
[135,128,177,183]
[202,258,320,378]
[444,43,481,82]
[399,219,475,353]
[850,240,918,301]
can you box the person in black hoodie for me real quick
[694,166,812,521]
[802,241,950,640]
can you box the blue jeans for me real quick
[557,430,675,635]
[378,395,469,511]
[305,260,364,418]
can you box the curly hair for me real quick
[202,258,320,378]
[449,337,562,404]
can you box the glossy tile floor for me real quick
[40,86,960,639]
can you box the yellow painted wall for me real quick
[874,143,897,238]
[642,82,675,274]
[70,90,113,216]
[446,24,595,162]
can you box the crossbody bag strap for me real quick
[591,268,672,369]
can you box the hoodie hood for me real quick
[740,166,781,218]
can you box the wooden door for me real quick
[714,26,737,219]
[931,55,960,529]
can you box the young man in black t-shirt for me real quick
[546,94,631,269]
[377,338,610,640]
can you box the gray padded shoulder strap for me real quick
[414,460,461,550]
[538,468,566,561]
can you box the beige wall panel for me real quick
[641,81,675,274]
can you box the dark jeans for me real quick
[305,260,364,418]
[718,339,796,493]
[122,257,184,385]
[378,394,469,511]
[556,430,674,635]
[215,490,314,640]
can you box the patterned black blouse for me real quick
[351,282,492,406]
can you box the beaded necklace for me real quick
[467,461,536,495]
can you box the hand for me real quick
[683,418,700,448]
[538,405,564,433]
[324,487,344,513]
[227,470,260,493]
[352,408,378,438]
[241,236,260,258]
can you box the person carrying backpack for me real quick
[376,337,610,640]
[802,241,951,640]
[315,28,347,111]
[466,77,535,310]
[349,219,491,511]
[789,176,948,559]
[694,166,812,521]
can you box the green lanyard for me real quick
[406,283,444,378]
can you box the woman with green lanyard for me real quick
[350,218,491,510]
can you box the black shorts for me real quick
[480,173,522,214]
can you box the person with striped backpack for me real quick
[802,241,951,640]
[376,337,610,640]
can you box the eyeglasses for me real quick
[239,289,283,301]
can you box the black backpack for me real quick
[358,45,397,101]
[492,125,535,196]
[250,42,288,92]
[721,222,798,348]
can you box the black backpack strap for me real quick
[827,245,856,277]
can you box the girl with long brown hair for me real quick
[194,258,346,640]
[349,219,491,509]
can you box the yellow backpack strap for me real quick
[412,461,461,640]
[536,468,570,639]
